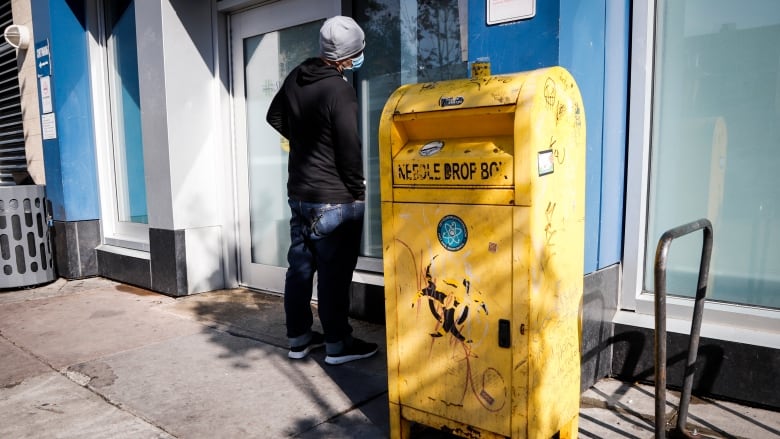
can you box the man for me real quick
[266,16,377,365]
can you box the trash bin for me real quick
[0,185,55,289]
[379,66,585,439]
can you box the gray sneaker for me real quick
[288,332,325,359]
[325,338,378,365]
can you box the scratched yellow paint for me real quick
[380,66,585,439]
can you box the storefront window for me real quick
[645,0,780,309]
[354,0,468,258]
[105,0,147,224]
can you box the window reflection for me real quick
[106,0,147,224]
[244,20,323,266]
[355,0,467,258]
[646,0,780,309]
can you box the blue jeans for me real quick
[285,199,364,350]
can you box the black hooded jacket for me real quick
[266,57,365,203]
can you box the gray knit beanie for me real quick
[319,16,365,61]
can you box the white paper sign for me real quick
[39,76,53,114]
[487,0,535,25]
[537,149,554,176]
[41,112,57,140]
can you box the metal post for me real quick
[653,219,713,439]
[676,222,713,434]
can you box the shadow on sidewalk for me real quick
[168,288,396,436]
[172,288,464,438]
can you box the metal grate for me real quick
[0,2,26,186]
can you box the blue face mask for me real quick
[347,52,364,71]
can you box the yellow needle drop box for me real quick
[379,66,586,439]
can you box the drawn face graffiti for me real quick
[544,77,556,108]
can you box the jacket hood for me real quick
[297,57,343,85]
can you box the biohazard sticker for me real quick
[437,215,468,251]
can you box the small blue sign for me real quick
[35,40,51,77]
[437,215,468,251]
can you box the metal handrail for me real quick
[654,218,714,439]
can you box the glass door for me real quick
[231,0,341,291]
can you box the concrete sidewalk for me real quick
[0,278,777,438]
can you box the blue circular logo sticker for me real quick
[437,215,467,251]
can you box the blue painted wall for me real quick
[468,0,559,73]
[32,0,99,222]
[598,1,628,268]
[559,0,628,271]
[468,0,627,274]
[559,0,606,274]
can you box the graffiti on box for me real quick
[396,239,507,412]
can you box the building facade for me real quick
[7,0,778,408]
